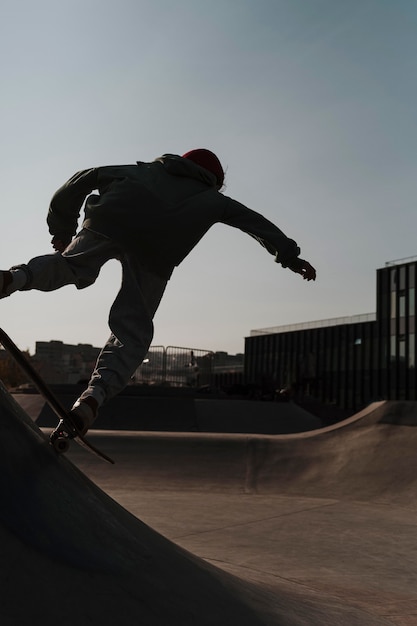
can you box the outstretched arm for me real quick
[221,197,316,280]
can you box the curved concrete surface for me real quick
[1,385,416,624]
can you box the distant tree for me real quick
[0,349,30,389]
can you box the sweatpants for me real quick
[14,229,167,405]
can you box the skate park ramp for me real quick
[1,387,416,626]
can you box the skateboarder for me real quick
[0,149,316,434]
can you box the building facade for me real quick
[33,341,100,384]
[244,257,417,410]
[377,257,417,400]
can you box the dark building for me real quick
[377,257,416,401]
[244,256,417,411]
[34,341,100,384]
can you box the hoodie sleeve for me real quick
[221,196,301,266]
[47,168,99,241]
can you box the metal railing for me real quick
[133,345,214,387]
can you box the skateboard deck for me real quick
[0,327,114,464]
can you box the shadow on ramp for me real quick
[0,383,391,625]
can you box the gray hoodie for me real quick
[47,154,300,279]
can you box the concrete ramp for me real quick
[0,383,389,625]
[82,401,417,504]
[244,400,417,503]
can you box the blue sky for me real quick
[0,0,416,355]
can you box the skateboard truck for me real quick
[49,414,114,463]
[50,418,80,454]
[50,424,72,453]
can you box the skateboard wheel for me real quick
[52,436,70,454]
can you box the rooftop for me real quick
[250,312,376,336]
[384,255,417,268]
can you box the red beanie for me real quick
[182,149,224,187]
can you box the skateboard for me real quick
[0,327,114,464]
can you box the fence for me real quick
[132,346,214,388]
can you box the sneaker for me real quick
[70,397,98,436]
[0,268,27,299]
[0,271,13,299]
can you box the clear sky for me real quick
[0,0,416,355]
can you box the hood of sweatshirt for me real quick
[152,154,218,188]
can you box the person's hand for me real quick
[298,260,316,281]
[51,236,70,253]
[286,257,317,281]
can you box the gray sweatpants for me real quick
[16,229,167,404]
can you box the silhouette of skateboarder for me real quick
[0,149,316,433]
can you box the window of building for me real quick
[399,293,406,317]
[399,336,406,360]
[391,292,396,318]
[410,288,415,317]
[391,335,396,359]
[409,334,415,368]
[390,268,397,291]
[410,264,415,289]
[400,266,406,290]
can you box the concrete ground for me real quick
[2,390,417,625]
[66,402,417,626]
